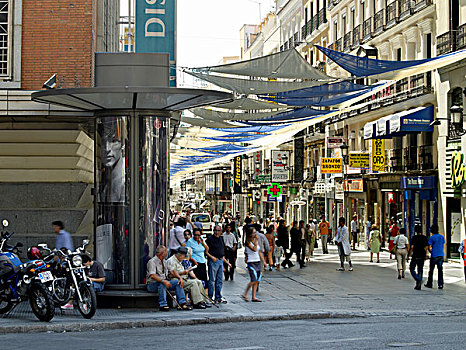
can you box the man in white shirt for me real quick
[169,218,186,256]
[335,217,353,271]
[222,224,238,281]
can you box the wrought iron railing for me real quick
[457,23,466,50]
[318,8,327,26]
[301,25,306,40]
[373,9,385,34]
[343,32,352,52]
[386,1,398,28]
[312,14,319,32]
[294,31,299,43]
[362,18,372,41]
[389,149,403,172]
[403,147,418,171]
[418,145,434,170]
[437,31,455,55]
[399,0,412,20]
[412,0,432,12]
[334,38,342,52]
[352,25,361,48]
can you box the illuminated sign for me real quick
[268,183,283,197]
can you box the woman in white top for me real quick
[394,227,410,279]
[241,227,267,302]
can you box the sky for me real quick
[122,0,275,68]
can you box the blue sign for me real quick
[267,194,283,202]
[135,0,176,86]
[400,176,436,189]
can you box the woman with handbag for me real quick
[388,218,399,259]
[369,224,381,263]
[394,228,410,279]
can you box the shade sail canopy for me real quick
[32,87,233,111]
[245,107,330,123]
[214,124,288,133]
[204,134,267,142]
[181,116,238,128]
[194,49,332,80]
[364,105,434,139]
[190,107,282,121]
[212,97,286,110]
[261,89,372,107]
[316,45,466,80]
[186,71,328,95]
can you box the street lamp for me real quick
[340,142,349,165]
[449,104,466,138]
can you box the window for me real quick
[0,0,10,76]
[361,0,366,22]
[351,7,355,29]
[396,48,402,61]
[334,20,338,41]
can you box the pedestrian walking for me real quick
[425,224,445,289]
[388,218,399,260]
[242,227,267,302]
[278,220,294,268]
[265,225,275,270]
[273,239,283,271]
[185,227,209,292]
[459,238,466,282]
[318,215,330,254]
[350,215,359,250]
[305,222,316,261]
[52,220,74,251]
[222,223,237,281]
[394,228,409,279]
[290,221,305,268]
[206,225,231,303]
[335,217,353,271]
[369,224,381,263]
[366,216,373,250]
[409,225,429,290]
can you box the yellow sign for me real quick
[451,151,466,188]
[321,158,343,173]
[349,153,370,168]
[371,139,385,172]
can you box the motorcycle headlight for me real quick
[72,255,82,267]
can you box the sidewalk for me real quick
[1,245,464,334]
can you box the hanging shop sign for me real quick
[135,0,177,86]
[343,179,364,192]
[233,156,242,194]
[267,194,283,202]
[268,183,283,197]
[271,150,290,182]
[255,174,272,184]
[400,176,436,189]
[349,153,370,168]
[326,137,345,149]
[371,139,385,172]
[450,151,466,188]
[320,157,343,173]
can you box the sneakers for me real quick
[60,303,74,310]
[193,303,206,309]
[215,297,227,304]
[348,267,353,271]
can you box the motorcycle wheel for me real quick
[53,278,72,306]
[0,299,13,314]
[76,282,96,319]
[29,282,55,322]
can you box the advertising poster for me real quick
[96,224,113,270]
[272,150,290,182]
[320,157,343,173]
[349,153,370,169]
[371,139,385,172]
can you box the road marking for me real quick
[315,337,376,343]
[427,330,466,335]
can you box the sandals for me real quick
[241,295,249,302]
[251,298,262,302]
[180,304,192,311]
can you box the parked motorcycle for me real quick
[34,240,97,319]
[0,220,55,322]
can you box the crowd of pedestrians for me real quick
[148,210,457,311]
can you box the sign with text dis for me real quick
[233,156,242,194]
[371,139,385,172]
[349,153,370,169]
[320,158,343,173]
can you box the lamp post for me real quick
[340,142,349,223]
[449,104,466,138]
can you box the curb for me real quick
[1,310,465,334]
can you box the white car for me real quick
[190,213,213,235]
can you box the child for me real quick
[273,239,284,271]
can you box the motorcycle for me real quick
[34,240,97,319]
[0,220,55,322]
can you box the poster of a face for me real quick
[99,118,126,203]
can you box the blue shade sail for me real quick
[315,45,433,77]
[244,107,330,122]
[261,89,371,106]
[204,134,266,142]
[213,125,288,133]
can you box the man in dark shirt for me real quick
[82,255,106,292]
[408,225,429,290]
[206,225,231,303]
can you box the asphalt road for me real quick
[2,315,465,350]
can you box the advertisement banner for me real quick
[349,153,370,168]
[320,157,343,173]
[271,151,290,182]
[343,179,364,192]
[371,139,385,172]
[135,0,177,86]
[326,137,345,149]
[233,156,242,194]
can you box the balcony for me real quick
[312,14,319,32]
[418,145,434,170]
[294,31,299,44]
[399,0,412,21]
[352,25,361,48]
[334,38,342,52]
[373,9,385,35]
[362,18,372,42]
[318,8,327,27]
[386,1,398,29]
[301,25,306,40]
[343,32,352,52]
[403,147,418,171]
[436,31,455,55]
[457,23,466,50]
[412,0,432,12]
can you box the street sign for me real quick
[326,137,345,149]
[268,183,283,197]
[371,139,385,172]
[255,174,272,184]
[320,158,343,173]
[233,156,242,193]
[267,194,283,202]
[271,151,290,182]
[349,153,370,168]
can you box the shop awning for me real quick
[364,105,434,139]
